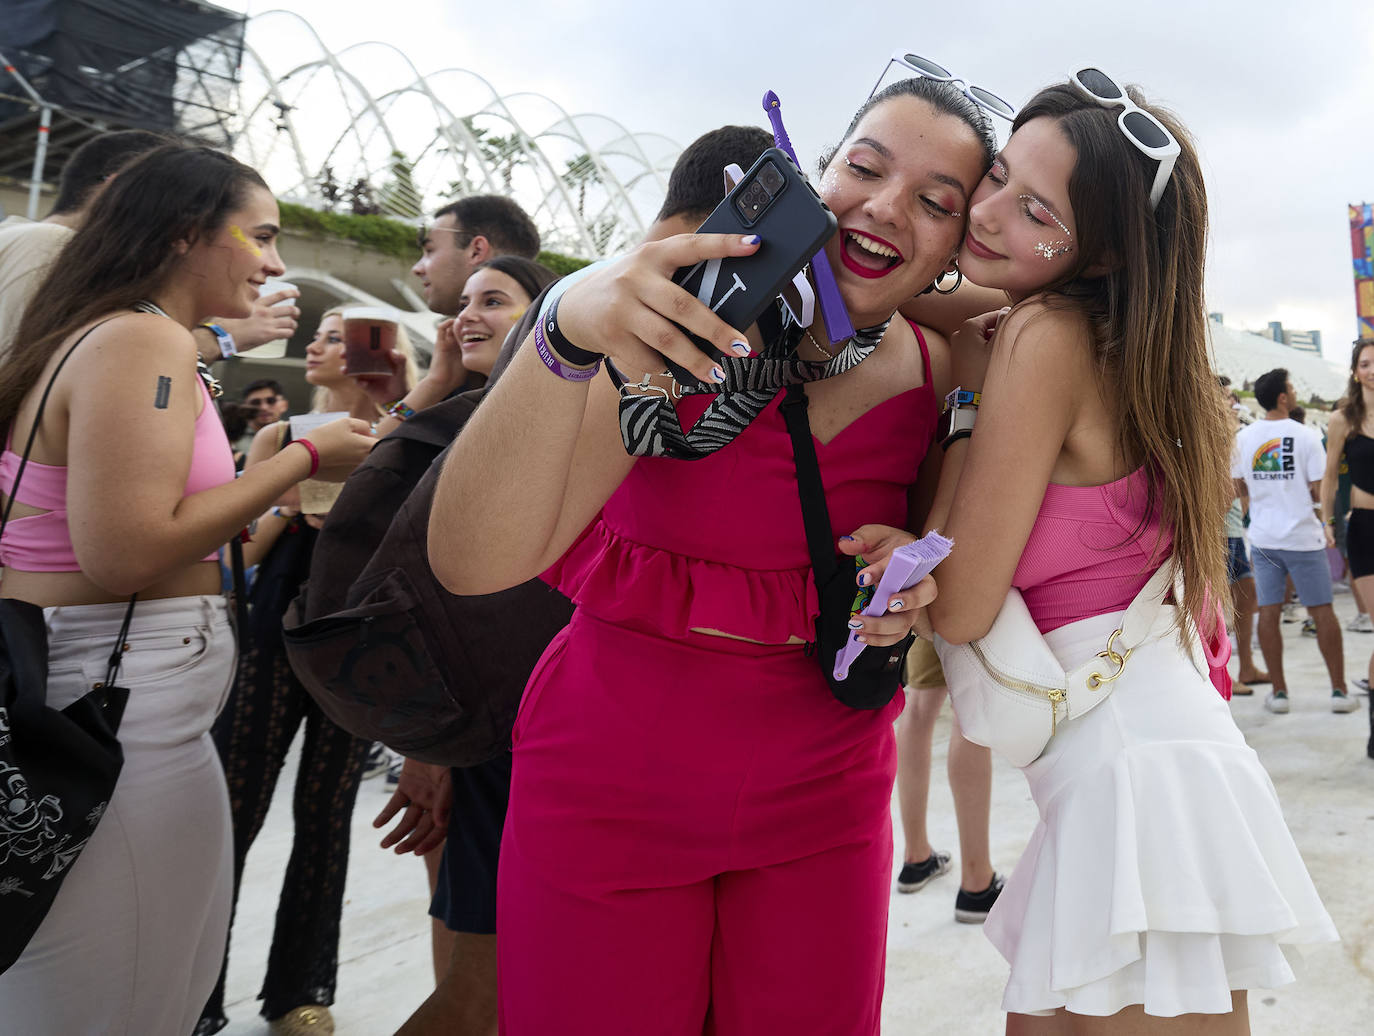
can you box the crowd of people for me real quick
[0,55,1358,1036]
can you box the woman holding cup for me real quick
[0,143,374,1035]
[197,307,416,1035]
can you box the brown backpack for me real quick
[282,301,573,766]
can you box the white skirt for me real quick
[984,610,1339,1018]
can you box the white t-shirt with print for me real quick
[1231,418,1326,551]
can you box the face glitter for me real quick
[228,224,263,258]
[1034,241,1074,260]
[1019,195,1072,237]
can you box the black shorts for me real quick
[429,752,512,935]
[1347,508,1374,580]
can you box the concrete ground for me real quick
[222,591,1374,1034]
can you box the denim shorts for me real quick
[1226,537,1252,584]
[1251,546,1333,608]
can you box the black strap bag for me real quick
[780,383,913,709]
[1,326,134,974]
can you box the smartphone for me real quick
[668,147,837,381]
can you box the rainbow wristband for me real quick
[386,398,416,421]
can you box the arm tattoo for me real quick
[154,375,172,409]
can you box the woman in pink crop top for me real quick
[863,76,1336,1029]
[428,77,999,1034]
[0,144,374,1034]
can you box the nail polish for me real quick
[710,366,726,383]
[731,340,751,356]
[858,573,870,587]
[848,619,864,630]
[889,600,904,612]
[743,234,761,245]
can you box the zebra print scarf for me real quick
[615,310,892,460]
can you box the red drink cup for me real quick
[341,307,399,376]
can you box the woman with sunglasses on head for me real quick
[0,144,374,1034]
[857,72,1337,1031]
[429,68,1004,1034]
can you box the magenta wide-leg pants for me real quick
[497,612,903,1036]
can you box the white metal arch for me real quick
[233,13,681,258]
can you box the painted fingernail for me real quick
[710,366,726,383]
[742,234,761,245]
[839,535,856,542]
[848,619,864,630]
[889,600,904,612]
[858,573,871,586]
[731,340,751,356]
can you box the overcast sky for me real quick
[227,0,1374,367]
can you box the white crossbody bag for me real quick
[934,564,1204,767]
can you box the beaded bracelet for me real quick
[386,398,417,421]
[291,437,320,478]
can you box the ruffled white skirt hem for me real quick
[984,611,1339,1018]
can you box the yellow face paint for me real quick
[509,307,526,324]
[228,224,263,258]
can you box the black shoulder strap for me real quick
[780,383,838,584]
[2,318,136,679]
[2,319,114,536]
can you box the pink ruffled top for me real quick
[546,323,938,644]
[1,377,234,571]
[1012,469,1231,697]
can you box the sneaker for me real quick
[954,873,1005,924]
[1301,618,1317,637]
[1346,613,1374,633]
[1332,691,1361,713]
[1265,691,1290,714]
[1354,678,1369,695]
[385,754,403,787]
[361,742,391,780]
[896,851,951,893]
[1333,580,1351,594]
[1281,603,1300,624]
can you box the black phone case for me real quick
[668,147,837,379]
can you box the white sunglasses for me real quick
[1069,68,1180,211]
[868,51,1017,121]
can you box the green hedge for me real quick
[278,201,591,275]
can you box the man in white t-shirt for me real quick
[1232,368,1356,714]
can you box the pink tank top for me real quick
[546,323,938,643]
[0,377,235,571]
[1012,469,1171,633]
[1012,468,1230,697]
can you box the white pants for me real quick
[0,596,236,1035]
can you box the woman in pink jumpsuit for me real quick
[430,77,997,1034]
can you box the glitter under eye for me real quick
[1019,195,1072,236]
[1035,241,1074,260]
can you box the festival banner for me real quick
[1351,203,1374,340]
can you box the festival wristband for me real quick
[543,295,603,369]
[386,399,417,421]
[290,437,320,478]
[535,315,601,382]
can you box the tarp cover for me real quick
[0,0,245,141]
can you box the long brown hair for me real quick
[1011,82,1231,636]
[1339,339,1374,434]
[0,144,269,429]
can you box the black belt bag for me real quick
[780,384,912,709]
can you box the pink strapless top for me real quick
[1,377,235,571]
[546,323,938,643]
[1012,468,1230,697]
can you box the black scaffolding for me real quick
[0,0,246,212]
